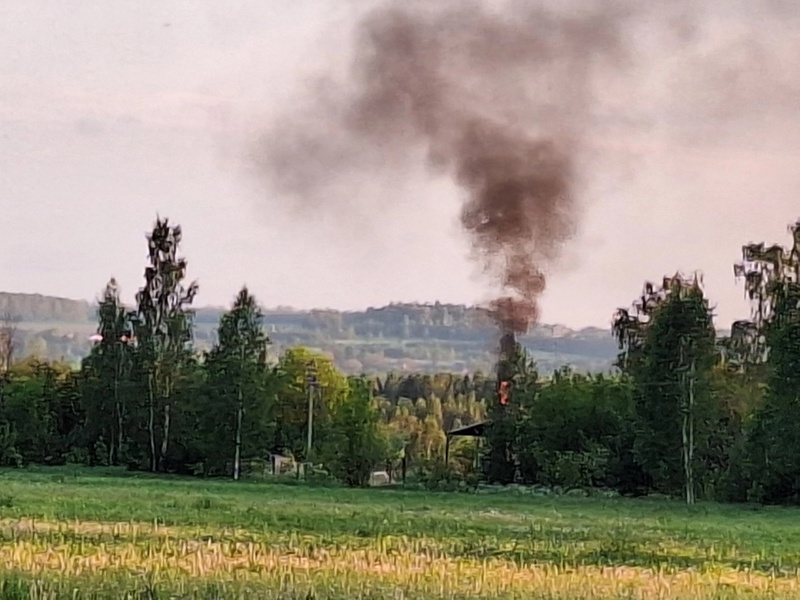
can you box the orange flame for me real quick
[499,380,510,405]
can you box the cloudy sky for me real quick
[2,1,800,329]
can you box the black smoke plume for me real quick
[254,0,630,335]
[252,0,800,329]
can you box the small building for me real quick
[268,453,296,476]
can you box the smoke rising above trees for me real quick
[253,0,800,331]
[255,0,629,333]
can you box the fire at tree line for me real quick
[0,216,799,505]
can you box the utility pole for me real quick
[233,341,246,481]
[306,361,318,462]
[686,357,696,505]
[679,340,696,506]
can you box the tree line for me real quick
[0,218,491,486]
[0,293,618,375]
[1,216,800,504]
[480,219,800,504]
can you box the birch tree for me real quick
[613,273,717,503]
[131,217,198,472]
[734,220,800,502]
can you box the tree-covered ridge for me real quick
[0,292,93,322]
[0,295,621,374]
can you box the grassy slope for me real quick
[1,467,800,598]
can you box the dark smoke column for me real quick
[453,122,573,409]
[254,1,626,339]
[455,123,572,335]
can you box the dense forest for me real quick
[1,215,799,505]
[0,294,621,375]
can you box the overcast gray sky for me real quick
[2,0,800,329]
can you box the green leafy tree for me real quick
[204,286,273,479]
[750,283,800,502]
[273,347,349,461]
[0,422,21,467]
[0,313,19,464]
[131,217,198,472]
[322,377,388,487]
[734,220,800,502]
[709,363,765,501]
[81,278,134,465]
[613,274,718,503]
[2,359,82,465]
[516,368,640,490]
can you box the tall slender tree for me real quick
[131,217,198,472]
[205,286,271,480]
[734,220,800,502]
[82,278,133,465]
[613,274,717,503]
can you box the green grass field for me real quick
[1,468,800,598]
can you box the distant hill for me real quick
[0,292,622,375]
[0,292,93,322]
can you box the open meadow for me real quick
[0,469,799,598]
